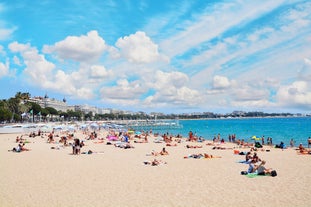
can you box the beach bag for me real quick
[271,170,277,177]
[255,142,262,148]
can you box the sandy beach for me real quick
[0,129,310,207]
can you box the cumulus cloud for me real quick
[100,79,147,105]
[8,41,113,100]
[89,65,112,79]
[98,69,202,108]
[145,70,201,106]
[9,41,55,83]
[9,42,31,52]
[116,31,163,63]
[232,86,269,102]
[276,81,311,108]
[212,75,231,89]
[43,30,107,62]
[152,70,189,89]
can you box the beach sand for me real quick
[0,130,310,207]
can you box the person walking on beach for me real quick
[308,137,311,148]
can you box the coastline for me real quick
[1,129,311,207]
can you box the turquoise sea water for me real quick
[151,117,311,147]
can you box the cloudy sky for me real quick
[0,0,311,114]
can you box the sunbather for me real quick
[143,159,167,166]
[186,144,202,148]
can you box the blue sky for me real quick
[0,0,311,114]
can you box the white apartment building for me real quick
[29,96,68,112]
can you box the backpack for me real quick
[271,170,277,177]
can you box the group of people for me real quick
[9,136,31,152]
[298,143,311,154]
[240,150,277,177]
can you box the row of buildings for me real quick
[27,95,154,116]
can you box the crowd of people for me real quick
[7,127,311,178]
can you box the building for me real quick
[28,95,68,112]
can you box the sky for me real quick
[0,0,311,114]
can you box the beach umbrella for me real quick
[67,125,75,131]
[53,125,63,130]
[79,124,87,129]
[90,122,99,129]
[251,136,261,141]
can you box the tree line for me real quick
[0,92,83,123]
[0,92,160,123]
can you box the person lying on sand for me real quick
[9,143,30,152]
[186,144,202,148]
[81,150,104,154]
[184,153,221,159]
[143,159,167,166]
[297,143,311,154]
[212,146,234,150]
[134,136,148,143]
[166,142,178,146]
[114,141,134,149]
[147,147,169,156]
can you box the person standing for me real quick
[290,139,295,148]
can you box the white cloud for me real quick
[276,81,311,108]
[152,70,189,90]
[0,59,9,77]
[145,70,201,106]
[8,41,113,100]
[0,27,16,41]
[100,79,147,105]
[9,42,55,83]
[43,30,107,62]
[13,55,22,66]
[9,42,31,52]
[3,1,311,113]
[190,0,311,102]
[160,0,286,57]
[90,65,112,79]
[232,86,269,102]
[212,75,231,89]
[298,58,311,81]
[116,31,164,63]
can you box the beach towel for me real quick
[81,150,104,155]
[297,152,311,155]
[242,172,271,178]
[246,173,261,178]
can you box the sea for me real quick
[149,117,311,147]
